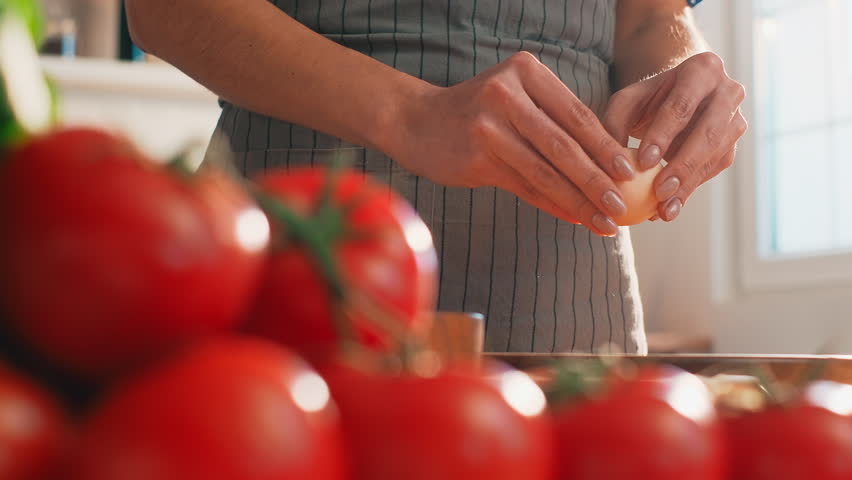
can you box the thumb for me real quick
[603,75,667,146]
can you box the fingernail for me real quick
[655,176,681,202]
[592,213,619,235]
[664,198,682,221]
[601,190,627,217]
[640,145,661,169]
[613,154,636,180]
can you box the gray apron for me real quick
[209,0,647,354]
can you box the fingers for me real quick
[503,52,636,181]
[473,61,632,222]
[655,85,745,199]
[495,96,632,223]
[654,112,746,221]
[481,134,620,237]
[602,74,670,146]
[648,72,746,223]
[500,165,620,237]
[637,53,730,170]
[659,101,706,163]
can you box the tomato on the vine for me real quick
[726,380,852,480]
[247,167,438,360]
[553,364,726,480]
[0,364,67,480]
[319,360,553,480]
[0,128,269,377]
[69,337,348,480]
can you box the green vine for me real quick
[252,188,345,300]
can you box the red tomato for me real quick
[0,128,269,377]
[247,168,438,360]
[69,337,348,480]
[726,380,852,480]
[0,364,67,480]
[319,360,553,480]
[554,364,726,480]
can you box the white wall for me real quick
[630,0,852,354]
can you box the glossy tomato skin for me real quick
[0,365,67,480]
[248,168,438,359]
[554,365,726,480]
[0,128,269,377]
[726,381,852,480]
[69,337,348,480]
[319,360,553,480]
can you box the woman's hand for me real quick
[602,52,748,221]
[385,52,635,237]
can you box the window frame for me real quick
[733,0,852,292]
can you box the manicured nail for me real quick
[655,176,681,202]
[592,213,619,235]
[640,144,661,169]
[602,190,628,217]
[664,198,682,221]
[613,154,636,180]
[649,215,660,222]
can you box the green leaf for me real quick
[0,0,45,46]
[544,358,610,406]
[0,13,54,152]
[0,78,25,150]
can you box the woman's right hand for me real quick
[127,1,626,236]
[385,51,636,237]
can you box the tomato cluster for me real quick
[2,127,850,480]
[0,126,550,480]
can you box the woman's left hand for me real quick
[602,52,748,221]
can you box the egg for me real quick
[611,148,664,226]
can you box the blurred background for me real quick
[35,0,221,160]
[38,0,852,355]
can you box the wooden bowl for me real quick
[426,312,485,365]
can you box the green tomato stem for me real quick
[252,189,345,300]
[251,164,420,366]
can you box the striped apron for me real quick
[209,0,647,354]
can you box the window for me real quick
[735,0,852,289]
[754,0,852,256]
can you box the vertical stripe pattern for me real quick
[208,0,646,354]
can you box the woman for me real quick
[125,0,746,354]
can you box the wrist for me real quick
[612,11,705,89]
[366,72,439,161]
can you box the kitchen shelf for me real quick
[38,55,222,160]
[39,55,217,102]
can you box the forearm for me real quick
[611,4,708,89]
[124,0,431,152]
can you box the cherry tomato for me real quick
[726,380,852,480]
[319,360,553,480]
[69,337,348,480]
[554,364,726,480]
[0,364,67,480]
[247,167,438,360]
[0,128,269,377]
